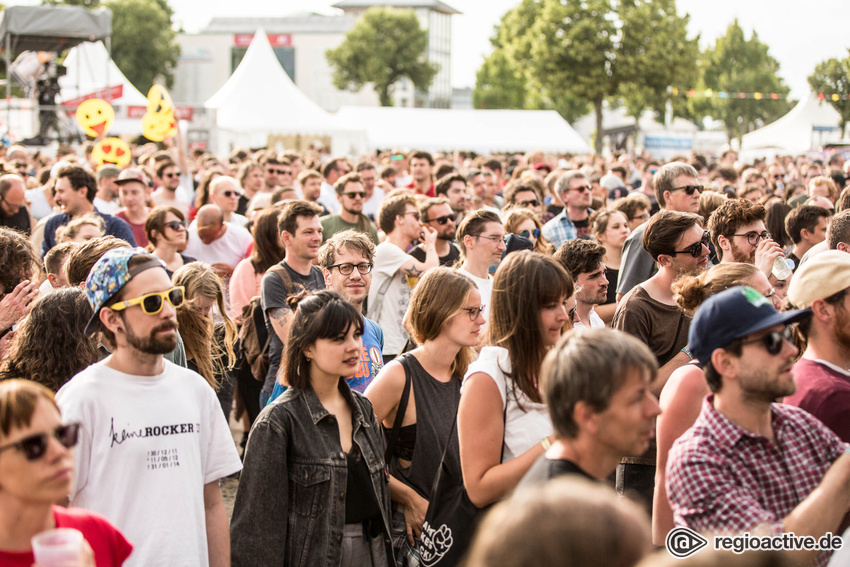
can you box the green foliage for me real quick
[326,7,438,107]
[473,49,526,109]
[105,0,180,91]
[700,20,790,144]
[481,0,698,152]
[808,52,850,134]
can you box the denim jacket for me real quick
[230,378,394,567]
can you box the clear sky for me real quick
[7,0,849,98]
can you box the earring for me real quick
[306,356,311,362]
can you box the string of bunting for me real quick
[670,88,850,101]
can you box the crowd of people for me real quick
[1,138,850,567]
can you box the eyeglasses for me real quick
[570,185,592,193]
[163,172,179,178]
[220,190,241,198]
[329,262,373,275]
[519,228,541,239]
[476,234,506,244]
[403,211,420,221]
[109,286,185,315]
[632,212,650,222]
[342,191,366,199]
[266,168,289,175]
[0,423,80,461]
[733,231,771,246]
[164,220,187,231]
[763,289,776,300]
[670,185,705,195]
[739,326,794,356]
[670,185,703,195]
[517,199,540,208]
[459,305,485,320]
[671,230,710,258]
[0,193,22,213]
[424,214,453,225]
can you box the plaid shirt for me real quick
[667,395,846,567]
[541,208,594,247]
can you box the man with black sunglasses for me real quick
[411,196,460,267]
[320,172,379,244]
[56,248,242,567]
[542,170,595,247]
[667,286,850,567]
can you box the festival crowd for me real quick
[1,137,850,567]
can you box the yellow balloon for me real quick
[76,99,114,138]
[91,137,131,168]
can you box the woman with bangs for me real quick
[145,206,195,277]
[231,290,393,567]
[459,251,574,509]
[502,208,554,255]
[365,268,484,560]
[0,379,132,566]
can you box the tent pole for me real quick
[105,36,110,104]
[6,33,10,141]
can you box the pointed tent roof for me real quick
[204,29,340,135]
[741,92,843,154]
[58,40,147,107]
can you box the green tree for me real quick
[106,0,179,90]
[487,0,697,152]
[808,52,850,134]
[701,20,790,145]
[473,49,526,109]
[326,7,437,106]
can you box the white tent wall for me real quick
[335,106,593,154]
[740,93,843,159]
[204,29,363,155]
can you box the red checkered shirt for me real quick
[666,395,847,567]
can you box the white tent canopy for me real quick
[335,106,593,154]
[205,29,361,154]
[741,92,843,156]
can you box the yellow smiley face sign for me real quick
[91,137,131,167]
[141,84,176,141]
[76,99,114,138]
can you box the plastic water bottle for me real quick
[772,257,793,280]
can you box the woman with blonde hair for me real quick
[652,263,777,545]
[502,208,553,255]
[172,263,237,417]
[366,268,484,560]
[56,214,105,243]
[459,251,573,510]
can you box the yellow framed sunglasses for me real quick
[109,286,185,315]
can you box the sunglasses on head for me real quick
[670,184,703,195]
[739,326,794,356]
[164,220,187,231]
[671,230,710,258]
[109,286,185,315]
[425,214,453,225]
[519,228,541,239]
[0,423,80,461]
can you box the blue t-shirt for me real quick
[267,316,384,405]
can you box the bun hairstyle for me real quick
[672,263,759,315]
[281,290,364,390]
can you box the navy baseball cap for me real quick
[689,286,811,365]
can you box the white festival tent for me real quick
[740,92,843,158]
[59,40,149,135]
[335,106,593,154]
[204,30,364,155]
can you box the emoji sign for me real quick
[91,137,131,168]
[76,99,114,138]
[141,84,176,141]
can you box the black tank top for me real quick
[391,353,461,498]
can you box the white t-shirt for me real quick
[319,181,341,215]
[458,268,493,322]
[185,221,253,267]
[93,197,120,215]
[367,241,414,355]
[26,187,53,220]
[462,346,552,461]
[573,306,605,330]
[362,186,386,220]
[56,360,242,567]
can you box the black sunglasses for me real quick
[519,228,541,239]
[518,199,540,208]
[425,214,454,225]
[739,326,794,356]
[0,423,80,461]
[343,191,366,199]
[671,230,710,258]
[221,190,241,198]
[164,220,187,231]
[670,184,703,195]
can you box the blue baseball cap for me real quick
[83,247,167,335]
[689,286,811,365]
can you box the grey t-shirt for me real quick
[260,262,325,393]
[616,222,657,296]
